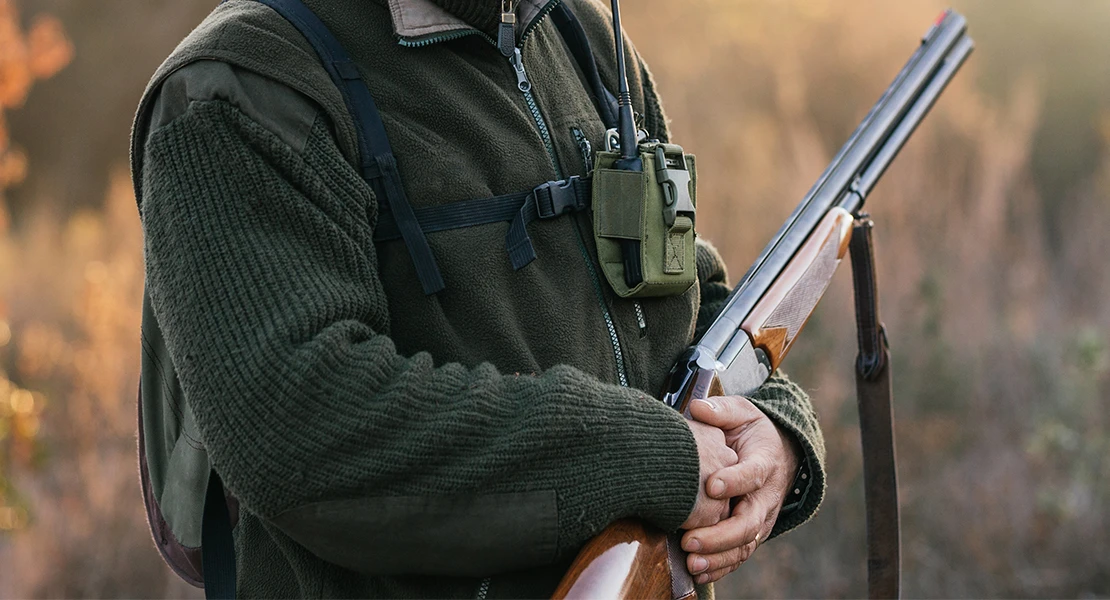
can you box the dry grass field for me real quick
[1,0,1107,597]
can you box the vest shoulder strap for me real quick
[248,0,445,294]
[551,3,620,130]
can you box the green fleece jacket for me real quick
[132,0,826,597]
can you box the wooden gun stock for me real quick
[552,520,690,600]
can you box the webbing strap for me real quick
[849,216,902,600]
[375,177,592,270]
[201,470,236,600]
[375,193,529,241]
[250,0,445,295]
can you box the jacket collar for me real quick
[383,0,554,45]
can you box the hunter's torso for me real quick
[133,0,701,597]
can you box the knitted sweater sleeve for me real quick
[139,98,700,577]
[694,238,827,538]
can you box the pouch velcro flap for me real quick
[594,168,643,240]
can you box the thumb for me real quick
[689,395,764,429]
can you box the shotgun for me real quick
[553,10,974,600]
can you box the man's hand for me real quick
[681,396,802,584]
[681,419,739,530]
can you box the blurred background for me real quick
[0,0,1107,597]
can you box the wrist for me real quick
[773,422,803,505]
[781,453,814,513]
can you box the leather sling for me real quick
[850,216,902,599]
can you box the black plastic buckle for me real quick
[533,177,586,219]
[655,147,695,228]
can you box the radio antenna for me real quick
[610,0,638,163]
[608,0,644,286]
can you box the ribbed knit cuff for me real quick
[746,372,826,540]
[545,373,700,557]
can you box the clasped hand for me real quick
[681,396,800,584]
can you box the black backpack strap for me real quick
[550,3,620,130]
[250,0,445,295]
[201,469,237,600]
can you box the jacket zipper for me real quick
[571,126,593,174]
[568,225,629,387]
[394,0,632,392]
[509,48,630,389]
[510,49,562,179]
[475,576,491,600]
[633,301,647,337]
[400,10,631,596]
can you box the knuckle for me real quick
[718,499,732,522]
[704,554,722,572]
[694,511,718,530]
[754,458,771,487]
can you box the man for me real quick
[133,0,826,597]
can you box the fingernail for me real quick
[696,573,710,584]
[693,398,718,411]
[692,556,708,573]
[685,538,701,552]
[709,477,726,498]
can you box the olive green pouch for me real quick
[592,142,697,298]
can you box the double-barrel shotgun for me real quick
[554,9,974,600]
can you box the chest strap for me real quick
[246,0,613,294]
[374,176,591,271]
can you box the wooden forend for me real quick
[741,207,854,371]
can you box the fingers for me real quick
[693,565,737,585]
[679,422,786,585]
[681,500,763,555]
[682,493,731,530]
[693,534,765,584]
[704,455,773,499]
[688,395,764,430]
[682,419,739,530]
[685,542,757,583]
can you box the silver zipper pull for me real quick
[572,127,594,174]
[510,48,531,93]
[498,0,517,57]
[634,301,647,337]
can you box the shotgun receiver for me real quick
[554,10,973,600]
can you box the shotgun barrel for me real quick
[705,10,972,372]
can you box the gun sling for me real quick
[850,216,902,599]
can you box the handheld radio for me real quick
[591,0,698,299]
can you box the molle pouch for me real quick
[592,143,697,298]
